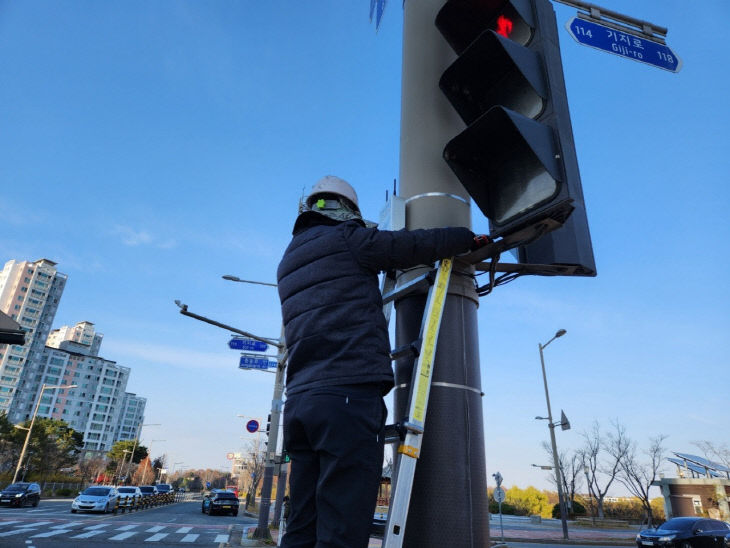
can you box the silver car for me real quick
[71,486,119,514]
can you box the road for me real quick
[0,497,257,547]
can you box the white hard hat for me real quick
[306,175,360,213]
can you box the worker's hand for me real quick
[470,234,491,251]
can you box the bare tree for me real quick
[541,441,583,512]
[580,420,631,518]
[242,438,266,510]
[619,434,667,527]
[692,441,730,469]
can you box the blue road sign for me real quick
[246,419,259,433]
[229,337,268,352]
[566,17,681,73]
[239,355,276,370]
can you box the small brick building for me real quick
[652,478,730,521]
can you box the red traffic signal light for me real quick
[437,0,595,276]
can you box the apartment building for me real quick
[0,258,147,454]
[36,321,145,454]
[115,393,147,442]
[0,259,66,414]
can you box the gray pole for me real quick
[539,340,569,540]
[394,1,488,546]
[252,326,286,540]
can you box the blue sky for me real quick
[1,1,728,493]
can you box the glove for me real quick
[470,234,491,251]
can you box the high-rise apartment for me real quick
[0,259,66,413]
[1,259,147,455]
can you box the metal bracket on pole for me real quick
[552,0,668,43]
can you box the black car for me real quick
[202,489,239,516]
[0,482,41,507]
[636,517,730,547]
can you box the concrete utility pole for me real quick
[393,1,488,546]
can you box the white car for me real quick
[71,486,119,514]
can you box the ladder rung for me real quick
[383,423,406,444]
[381,269,436,305]
[389,339,421,361]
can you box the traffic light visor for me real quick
[444,106,572,236]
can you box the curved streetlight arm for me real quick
[222,275,277,288]
[175,302,283,349]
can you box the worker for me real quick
[277,175,487,548]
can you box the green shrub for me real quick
[551,500,586,518]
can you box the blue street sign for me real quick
[239,355,276,370]
[566,17,681,73]
[229,337,268,352]
[246,420,259,433]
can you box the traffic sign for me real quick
[246,420,259,433]
[493,486,506,503]
[566,17,681,73]
[229,337,268,352]
[239,354,276,370]
[226,452,234,460]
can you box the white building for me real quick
[0,258,147,454]
[0,259,67,414]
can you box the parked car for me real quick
[202,489,239,516]
[155,483,174,503]
[71,486,119,514]
[636,517,730,547]
[116,486,143,512]
[138,485,160,507]
[0,482,41,507]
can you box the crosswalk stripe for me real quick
[52,522,81,529]
[31,529,72,538]
[0,529,34,537]
[115,524,139,531]
[145,532,169,541]
[109,531,137,541]
[214,534,229,542]
[84,523,109,530]
[175,526,192,533]
[17,521,53,528]
[71,530,106,539]
[180,533,199,542]
[145,525,165,532]
[0,521,23,527]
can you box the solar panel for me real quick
[674,452,730,473]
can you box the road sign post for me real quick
[566,16,681,72]
[493,486,506,543]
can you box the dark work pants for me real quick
[281,384,386,548]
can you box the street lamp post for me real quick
[125,423,161,481]
[117,449,132,483]
[221,275,286,540]
[538,328,569,540]
[141,439,166,485]
[13,383,77,483]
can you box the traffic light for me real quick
[436,0,595,276]
[266,414,271,435]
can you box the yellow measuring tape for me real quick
[411,258,452,424]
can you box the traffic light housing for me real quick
[436,0,595,276]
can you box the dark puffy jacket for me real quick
[277,220,473,395]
